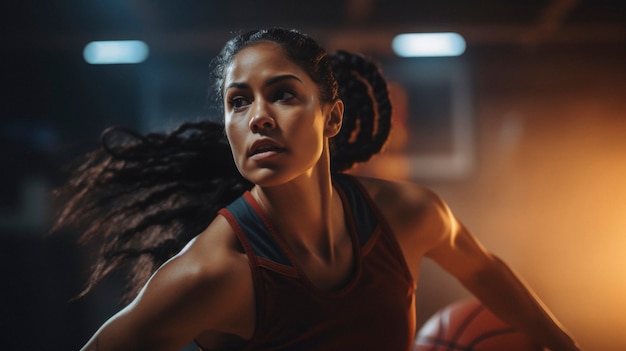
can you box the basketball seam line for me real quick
[467,327,518,348]
[450,303,485,346]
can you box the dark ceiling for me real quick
[2,0,624,142]
[5,0,626,55]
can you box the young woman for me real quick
[56,28,581,351]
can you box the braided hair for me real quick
[330,50,392,171]
[54,28,392,301]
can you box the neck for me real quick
[250,147,343,261]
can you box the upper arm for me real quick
[420,192,496,280]
[360,177,495,282]
[82,217,250,351]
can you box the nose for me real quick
[249,104,276,132]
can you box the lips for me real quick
[248,139,286,158]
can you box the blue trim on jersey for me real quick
[333,173,378,247]
[225,196,292,266]
[224,173,378,265]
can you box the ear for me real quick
[323,99,344,138]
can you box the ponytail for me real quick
[53,120,251,301]
[329,51,392,172]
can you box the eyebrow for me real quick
[225,74,303,91]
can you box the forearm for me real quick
[460,255,580,351]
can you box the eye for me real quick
[228,96,250,111]
[275,89,296,102]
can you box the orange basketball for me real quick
[413,299,543,351]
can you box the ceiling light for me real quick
[83,40,149,64]
[392,33,466,57]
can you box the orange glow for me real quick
[356,82,626,350]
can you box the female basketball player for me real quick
[55,28,581,350]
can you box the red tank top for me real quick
[217,174,416,350]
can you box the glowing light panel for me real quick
[83,40,149,64]
[392,33,466,57]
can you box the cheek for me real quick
[224,112,243,137]
[224,120,243,154]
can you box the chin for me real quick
[241,168,294,188]
[238,158,321,188]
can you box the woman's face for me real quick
[223,41,341,187]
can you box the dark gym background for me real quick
[2,1,625,350]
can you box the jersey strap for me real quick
[221,192,292,266]
[219,173,379,266]
[332,172,378,247]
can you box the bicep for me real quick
[421,197,496,280]
[80,289,186,351]
[81,249,241,351]
[81,272,201,350]
[365,179,496,283]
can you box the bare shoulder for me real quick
[354,176,453,257]
[83,215,254,350]
[179,214,247,277]
[153,216,240,287]
[354,176,446,228]
[155,215,254,334]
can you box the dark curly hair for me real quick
[53,27,392,301]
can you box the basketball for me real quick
[413,299,544,351]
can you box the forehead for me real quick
[224,41,310,86]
